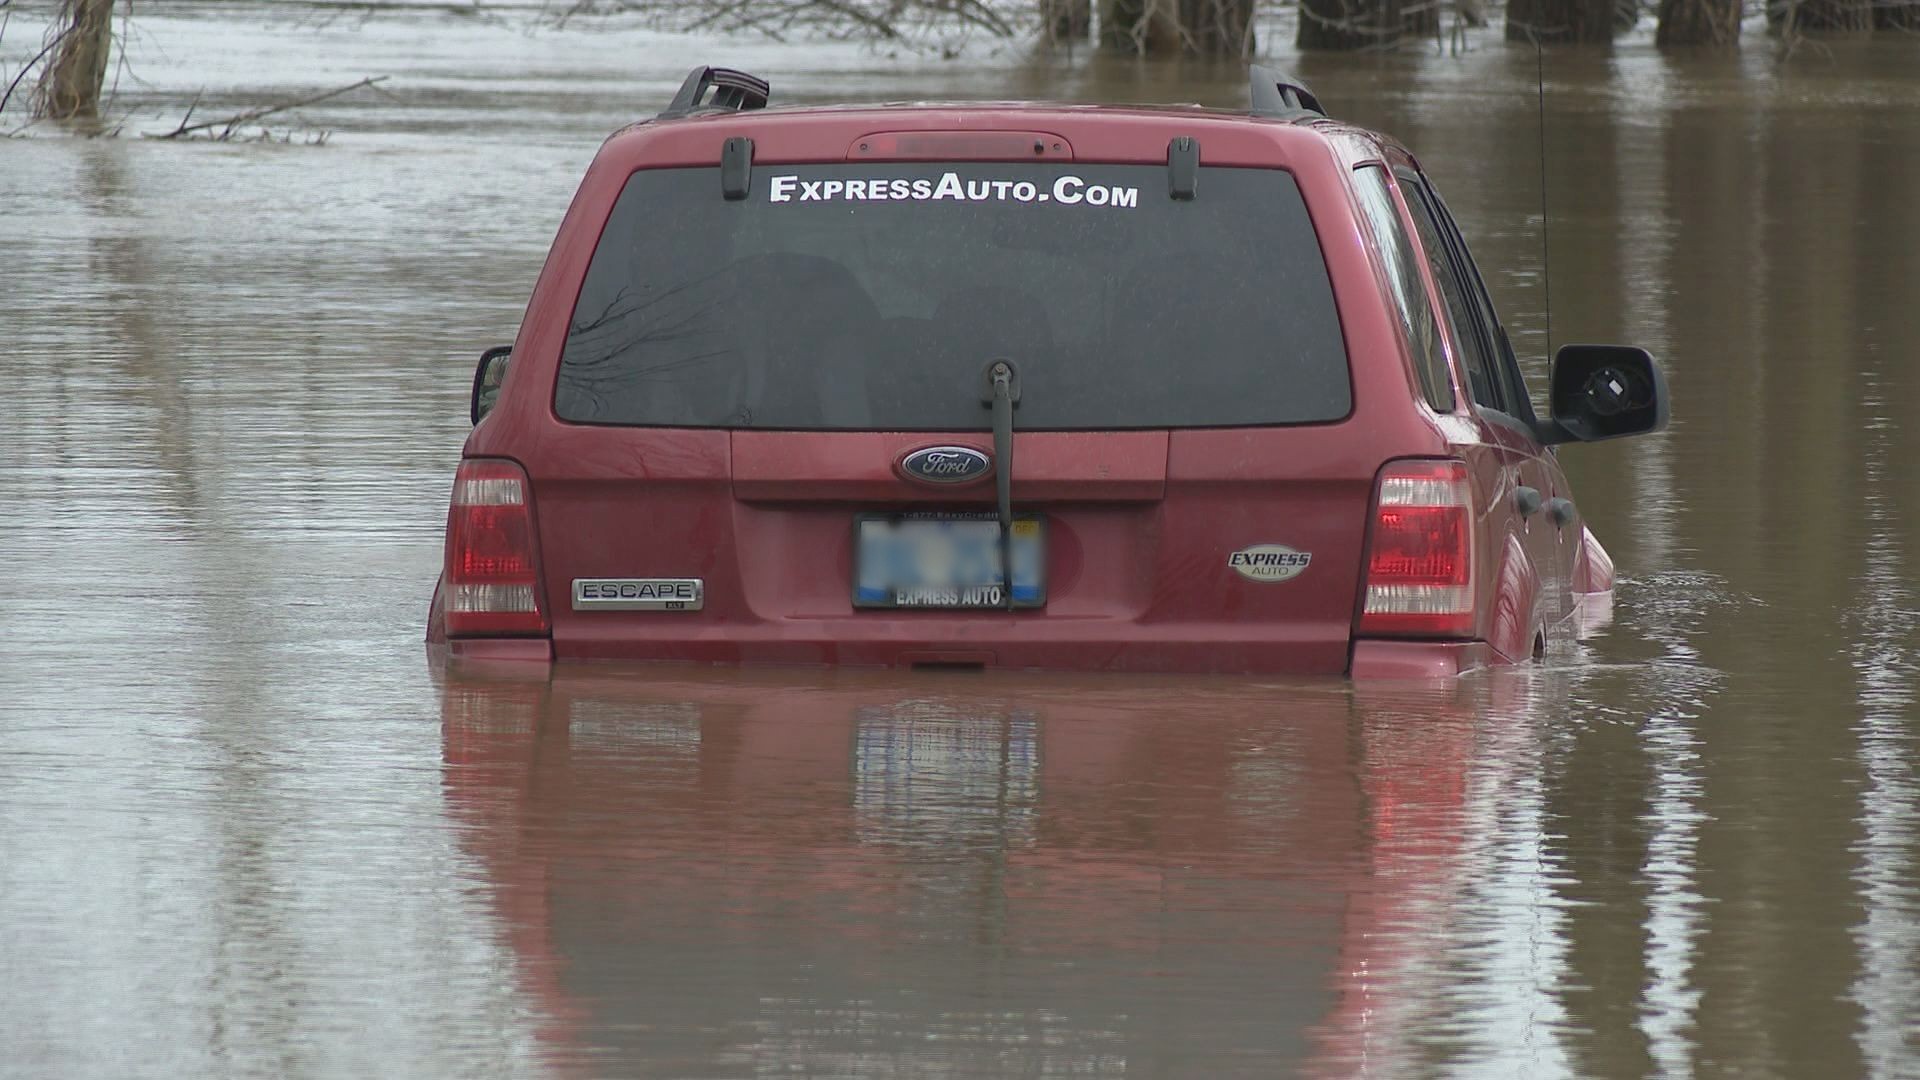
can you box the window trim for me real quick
[1394,167,1510,419]
[1415,174,1541,429]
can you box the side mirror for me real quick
[471,345,511,425]
[1538,344,1668,444]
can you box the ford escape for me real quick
[426,65,1668,677]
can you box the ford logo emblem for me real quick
[899,445,992,485]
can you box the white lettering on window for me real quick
[767,173,1140,210]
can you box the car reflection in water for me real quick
[438,663,1509,1075]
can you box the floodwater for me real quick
[3,2,1919,1074]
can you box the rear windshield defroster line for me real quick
[555,163,1351,431]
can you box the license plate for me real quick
[853,512,1046,609]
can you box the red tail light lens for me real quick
[443,459,548,637]
[1359,459,1475,637]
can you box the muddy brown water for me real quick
[3,4,1919,1075]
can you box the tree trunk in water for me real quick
[1655,0,1741,43]
[1297,0,1401,49]
[34,0,115,120]
[1875,0,1920,27]
[1180,0,1256,53]
[1043,0,1093,41]
[1100,0,1162,51]
[1790,0,1873,30]
[1769,0,1873,32]
[1101,0,1252,53]
[1401,0,1440,37]
[1505,0,1615,42]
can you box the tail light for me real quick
[443,458,548,637]
[1358,459,1475,637]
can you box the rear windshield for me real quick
[555,163,1349,430]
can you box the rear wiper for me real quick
[982,359,1021,612]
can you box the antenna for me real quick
[1532,34,1553,357]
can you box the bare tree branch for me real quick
[0,22,74,117]
[151,74,387,140]
[592,0,1029,43]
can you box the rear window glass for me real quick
[556,164,1350,430]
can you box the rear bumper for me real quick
[438,629,1495,677]
[445,637,555,664]
[1347,639,1495,679]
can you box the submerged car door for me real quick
[1396,170,1570,657]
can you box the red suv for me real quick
[428,65,1667,678]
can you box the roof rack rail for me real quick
[658,66,772,119]
[1248,65,1325,119]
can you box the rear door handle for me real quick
[1514,485,1543,518]
[1547,497,1576,528]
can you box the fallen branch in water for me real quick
[150,74,387,140]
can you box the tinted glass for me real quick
[1351,167,1453,413]
[1424,183,1540,423]
[1401,180,1504,413]
[556,164,1350,430]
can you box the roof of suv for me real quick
[654,64,1326,122]
[594,65,1399,172]
[649,99,1323,123]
